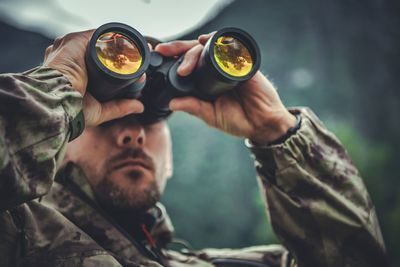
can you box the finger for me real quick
[70,29,95,39]
[169,97,216,127]
[78,29,95,43]
[155,40,199,57]
[198,31,216,45]
[80,29,96,34]
[62,29,95,45]
[98,99,144,125]
[177,44,203,76]
[44,45,53,60]
[138,73,146,83]
[53,37,63,47]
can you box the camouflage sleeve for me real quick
[186,245,288,267]
[245,107,388,267]
[0,67,82,211]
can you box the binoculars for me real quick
[85,23,261,124]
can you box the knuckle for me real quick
[172,40,185,50]
[185,44,198,55]
[185,44,203,61]
[62,33,75,42]
[45,45,53,53]
[173,40,198,51]
[194,44,204,53]
[53,36,63,45]
[193,101,202,114]
[56,32,80,44]
[64,32,78,41]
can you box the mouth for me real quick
[112,159,153,172]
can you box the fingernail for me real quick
[178,60,192,76]
[154,43,166,51]
[133,101,144,113]
[169,100,179,110]
[177,62,187,75]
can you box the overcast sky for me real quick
[0,0,232,40]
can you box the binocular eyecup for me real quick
[85,22,261,124]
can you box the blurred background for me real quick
[0,0,399,265]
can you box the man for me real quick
[0,29,388,267]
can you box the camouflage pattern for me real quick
[0,67,123,266]
[246,108,388,267]
[0,67,388,267]
[42,162,286,267]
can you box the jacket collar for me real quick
[43,162,174,264]
[55,162,174,241]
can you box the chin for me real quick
[111,168,155,188]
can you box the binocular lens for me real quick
[95,32,143,75]
[213,35,253,77]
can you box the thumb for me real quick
[169,97,216,126]
[97,98,144,125]
[83,94,144,126]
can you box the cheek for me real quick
[146,131,169,164]
[78,134,107,160]
[148,143,166,172]
[145,127,172,190]
[69,130,114,183]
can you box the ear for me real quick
[165,141,173,179]
[158,123,173,194]
[164,124,173,179]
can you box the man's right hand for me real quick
[43,30,144,126]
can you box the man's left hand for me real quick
[155,33,296,144]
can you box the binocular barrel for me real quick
[85,22,261,124]
[85,23,151,101]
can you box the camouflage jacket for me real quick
[0,67,388,266]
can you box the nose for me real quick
[116,125,146,148]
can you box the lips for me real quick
[112,159,153,171]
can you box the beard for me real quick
[89,148,161,214]
[94,170,161,213]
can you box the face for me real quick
[65,117,173,213]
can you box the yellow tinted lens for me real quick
[213,36,253,77]
[95,32,142,75]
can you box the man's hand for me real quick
[155,33,296,144]
[43,30,144,126]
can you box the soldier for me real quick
[0,29,388,266]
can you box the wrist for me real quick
[45,63,87,96]
[250,111,297,145]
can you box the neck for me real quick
[100,204,156,235]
